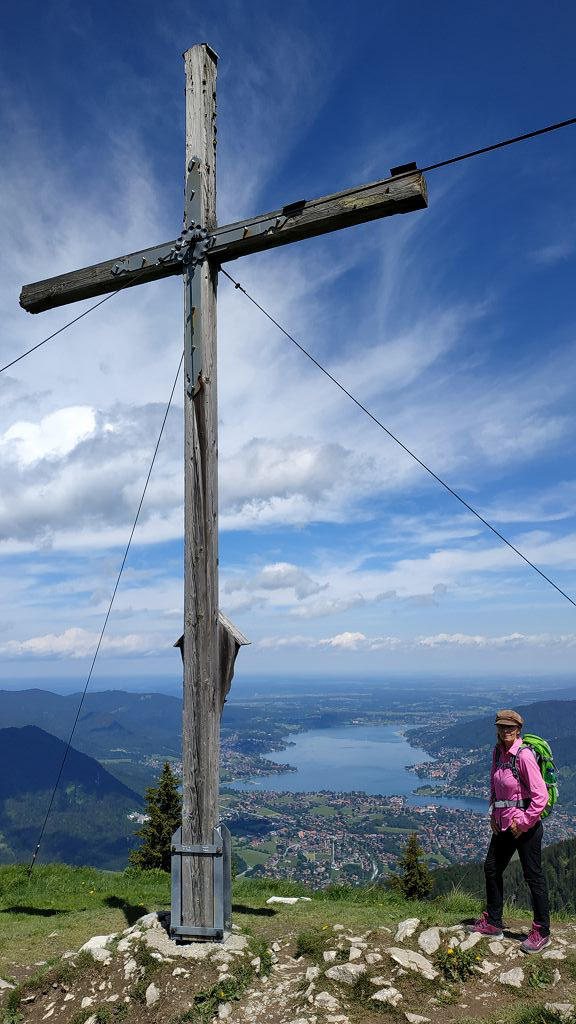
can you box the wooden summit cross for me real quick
[20,45,428,939]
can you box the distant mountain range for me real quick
[0,688,183,759]
[427,700,576,752]
[408,699,576,809]
[0,725,143,870]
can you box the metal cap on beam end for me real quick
[389,161,418,177]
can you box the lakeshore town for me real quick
[218,786,576,888]
[143,738,576,888]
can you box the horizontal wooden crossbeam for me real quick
[20,171,427,313]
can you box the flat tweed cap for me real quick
[495,709,524,727]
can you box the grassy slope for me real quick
[0,862,557,976]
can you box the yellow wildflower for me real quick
[447,948,454,954]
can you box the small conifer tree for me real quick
[389,832,433,900]
[129,762,181,872]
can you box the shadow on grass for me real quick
[232,903,276,917]
[0,905,68,916]
[104,895,148,925]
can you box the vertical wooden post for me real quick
[181,43,219,930]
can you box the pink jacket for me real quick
[490,737,548,832]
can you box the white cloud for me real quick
[1,407,96,464]
[416,632,576,649]
[532,241,575,266]
[290,594,365,618]
[258,631,576,653]
[0,627,164,659]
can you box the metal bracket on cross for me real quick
[170,824,232,941]
[111,226,214,277]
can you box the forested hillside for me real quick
[0,726,143,869]
[408,700,576,808]
[432,834,576,912]
[419,700,576,753]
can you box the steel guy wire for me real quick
[27,349,184,875]
[5,116,576,379]
[419,115,576,173]
[221,266,576,611]
[1,261,158,377]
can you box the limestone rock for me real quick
[459,932,482,951]
[387,947,438,981]
[80,935,115,952]
[372,986,402,1006]
[418,927,441,955]
[0,980,15,990]
[476,960,497,974]
[314,991,340,1009]
[79,933,114,954]
[325,963,367,985]
[333,924,345,932]
[123,958,137,979]
[323,950,337,962]
[498,967,524,988]
[145,983,160,1007]
[81,997,94,1008]
[306,966,320,982]
[489,940,506,955]
[265,896,311,905]
[405,1014,431,1023]
[85,948,111,964]
[135,911,169,930]
[365,952,382,964]
[348,946,362,961]
[544,1004,574,1021]
[395,918,420,942]
[543,949,566,960]
[218,1004,232,1020]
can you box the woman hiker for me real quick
[467,709,551,952]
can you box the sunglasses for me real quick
[497,725,518,732]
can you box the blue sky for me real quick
[1,1,576,686]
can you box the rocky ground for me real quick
[3,908,576,1024]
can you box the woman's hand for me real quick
[509,820,522,838]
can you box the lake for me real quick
[229,723,486,812]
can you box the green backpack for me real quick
[508,734,559,818]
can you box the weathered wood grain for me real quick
[20,171,427,312]
[181,43,220,932]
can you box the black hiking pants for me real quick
[484,820,549,934]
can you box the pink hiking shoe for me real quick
[521,923,551,953]
[466,911,504,938]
